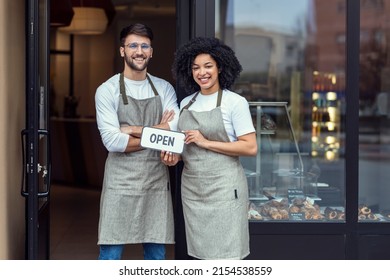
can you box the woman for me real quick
[163,37,257,259]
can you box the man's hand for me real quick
[160,109,175,124]
[120,109,175,138]
[120,125,142,137]
[120,126,132,135]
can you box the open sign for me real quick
[140,126,185,154]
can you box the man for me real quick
[95,23,179,260]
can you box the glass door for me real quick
[23,0,51,259]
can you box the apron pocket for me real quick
[104,155,169,194]
[182,172,240,202]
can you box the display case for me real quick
[241,102,345,222]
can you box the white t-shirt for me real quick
[179,89,255,142]
[95,73,179,152]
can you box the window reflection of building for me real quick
[313,0,390,221]
[358,0,390,221]
[216,0,306,103]
[219,28,305,103]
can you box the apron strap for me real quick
[146,74,159,96]
[216,88,223,107]
[119,72,128,105]
[119,73,160,105]
[180,89,223,115]
[180,91,200,115]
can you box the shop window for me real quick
[216,0,346,223]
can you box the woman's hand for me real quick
[182,131,257,157]
[183,130,208,148]
[160,150,180,166]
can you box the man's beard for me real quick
[124,54,150,72]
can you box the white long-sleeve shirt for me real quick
[95,73,179,152]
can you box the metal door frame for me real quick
[23,0,51,260]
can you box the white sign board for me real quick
[140,126,185,154]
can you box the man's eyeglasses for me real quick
[124,43,151,51]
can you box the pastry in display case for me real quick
[324,207,345,220]
[241,101,345,222]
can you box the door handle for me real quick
[21,129,51,198]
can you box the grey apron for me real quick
[178,89,249,259]
[98,73,174,245]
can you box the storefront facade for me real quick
[1,0,390,259]
[206,0,390,260]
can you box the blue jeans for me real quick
[98,243,166,260]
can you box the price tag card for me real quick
[140,126,185,154]
[287,188,305,203]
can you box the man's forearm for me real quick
[123,122,171,138]
[123,137,143,153]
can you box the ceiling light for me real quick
[58,0,115,35]
[59,7,108,35]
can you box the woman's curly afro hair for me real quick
[172,37,242,95]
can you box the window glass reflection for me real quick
[358,0,390,223]
[216,0,346,222]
